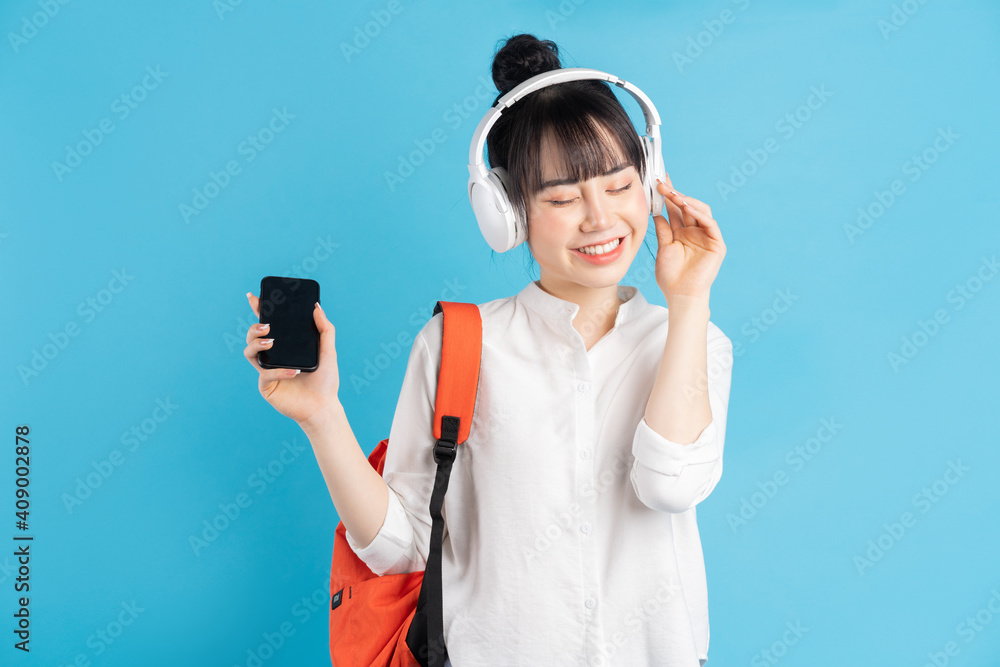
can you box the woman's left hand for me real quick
[651,174,726,305]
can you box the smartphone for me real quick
[257,276,320,372]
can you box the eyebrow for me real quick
[539,163,630,191]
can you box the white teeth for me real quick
[577,237,621,255]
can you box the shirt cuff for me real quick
[632,416,720,477]
[344,485,415,576]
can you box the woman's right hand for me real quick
[243,292,341,427]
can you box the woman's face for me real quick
[524,128,649,295]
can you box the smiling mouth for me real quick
[575,236,624,255]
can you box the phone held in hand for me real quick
[257,276,320,372]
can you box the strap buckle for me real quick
[434,438,456,465]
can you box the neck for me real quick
[536,274,623,334]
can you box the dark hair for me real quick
[484,33,652,274]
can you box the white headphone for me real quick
[467,67,666,253]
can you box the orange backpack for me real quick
[328,301,482,667]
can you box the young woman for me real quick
[243,33,731,667]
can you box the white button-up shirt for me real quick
[345,279,734,666]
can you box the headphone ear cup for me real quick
[489,166,524,250]
[469,165,523,253]
[642,135,664,215]
[641,136,665,216]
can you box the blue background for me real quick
[3,0,999,665]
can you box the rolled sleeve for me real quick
[631,417,721,513]
[630,329,733,513]
[633,416,720,476]
[344,486,418,577]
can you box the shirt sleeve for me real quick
[630,323,734,514]
[343,313,445,576]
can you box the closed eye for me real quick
[548,182,633,207]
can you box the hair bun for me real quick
[491,33,562,98]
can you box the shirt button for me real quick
[580,522,591,535]
[585,597,596,610]
[577,382,589,393]
[579,449,590,460]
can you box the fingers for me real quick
[655,179,721,239]
[246,319,269,347]
[654,179,686,224]
[657,177,712,216]
[313,301,338,366]
[654,180,692,232]
[246,292,260,319]
[243,326,269,372]
[244,291,268,372]
[244,329,302,381]
[244,333,301,379]
[670,192,721,239]
[245,327,272,352]
[260,367,301,384]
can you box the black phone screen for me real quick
[257,276,320,372]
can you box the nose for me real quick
[579,185,613,231]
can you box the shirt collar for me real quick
[516,279,647,329]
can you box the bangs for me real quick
[524,114,637,197]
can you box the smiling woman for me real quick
[333,31,731,667]
[300,30,732,667]
[475,35,666,326]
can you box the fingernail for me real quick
[315,301,323,312]
[261,338,273,345]
[258,323,269,331]
[670,190,679,196]
[285,369,300,376]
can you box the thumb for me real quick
[652,179,675,249]
[652,209,673,250]
[313,302,337,363]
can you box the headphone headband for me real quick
[468,67,662,170]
